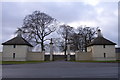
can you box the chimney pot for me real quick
[97,29,103,37]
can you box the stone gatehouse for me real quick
[1,29,117,61]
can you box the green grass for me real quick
[1,61,48,65]
[70,60,120,63]
[0,60,120,65]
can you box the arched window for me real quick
[13,53,15,59]
[13,45,16,48]
[104,53,106,58]
[103,45,105,48]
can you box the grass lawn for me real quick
[0,60,120,64]
[1,61,48,65]
[70,60,120,63]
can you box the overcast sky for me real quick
[0,0,119,51]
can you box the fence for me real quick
[45,55,75,61]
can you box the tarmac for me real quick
[2,61,118,78]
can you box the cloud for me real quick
[68,21,98,28]
[83,0,100,6]
[1,1,118,51]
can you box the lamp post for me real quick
[50,38,53,61]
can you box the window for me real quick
[13,53,15,59]
[104,53,106,58]
[103,45,105,48]
[13,45,16,48]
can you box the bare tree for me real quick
[57,24,74,55]
[15,11,57,51]
[76,26,97,52]
[69,33,80,52]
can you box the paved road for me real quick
[2,61,118,78]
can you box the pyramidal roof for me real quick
[2,35,33,47]
[87,29,116,46]
[88,37,116,46]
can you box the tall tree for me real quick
[69,33,80,52]
[57,24,74,55]
[15,11,57,51]
[76,26,97,52]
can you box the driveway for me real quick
[2,61,118,78]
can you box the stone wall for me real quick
[0,52,2,61]
[92,45,116,61]
[116,53,120,60]
[2,45,28,61]
[27,52,44,61]
[75,51,92,61]
[45,55,75,61]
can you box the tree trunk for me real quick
[41,39,44,52]
[64,38,67,56]
[84,36,87,52]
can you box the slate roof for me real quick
[2,36,33,47]
[87,36,116,46]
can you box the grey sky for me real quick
[1,1,119,51]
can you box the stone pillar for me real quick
[67,44,70,61]
[50,38,53,61]
[42,50,45,61]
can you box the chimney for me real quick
[97,29,103,37]
[17,30,22,37]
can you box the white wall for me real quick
[28,46,33,52]
[2,45,44,61]
[2,45,29,61]
[92,45,116,61]
[27,52,44,61]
